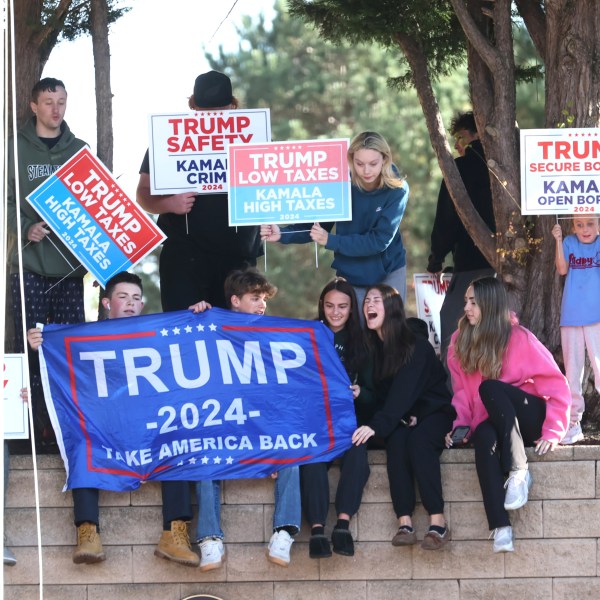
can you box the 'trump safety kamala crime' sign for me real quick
[26,147,166,286]
[148,109,271,195]
[228,139,351,225]
[520,128,600,215]
[39,308,356,492]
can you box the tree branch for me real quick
[394,30,496,267]
[515,0,547,61]
[449,0,499,72]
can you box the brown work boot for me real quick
[154,520,199,567]
[73,523,106,564]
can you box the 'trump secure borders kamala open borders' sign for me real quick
[26,147,166,286]
[520,128,600,215]
[227,139,351,226]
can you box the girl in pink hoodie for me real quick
[445,277,570,554]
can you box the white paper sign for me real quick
[413,273,452,354]
[3,354,29,439]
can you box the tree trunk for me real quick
[90,0,113,169]
[11,0,74,125]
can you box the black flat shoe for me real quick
[309,534,332,559]
[331,527,354,556]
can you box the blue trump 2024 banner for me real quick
[39,308,356,492]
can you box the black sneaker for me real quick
[331,527,354,556]
[309,534,332,559]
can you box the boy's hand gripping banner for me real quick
[39,308,356,492]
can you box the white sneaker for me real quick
[504,469,532,510]
[492,526,514,553]
[561,422,584,445]
[267,530,294,567]
[199,538,225,572]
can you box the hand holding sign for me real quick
[310,223,329,246]
[167,192,197,215]
[27,221,51,243]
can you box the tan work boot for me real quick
[73,523,106,564]
[154,520,199,567]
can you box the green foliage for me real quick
[287,0,466,87]
[204,0,471,317]
[195,1,546,319]
[45,0,131,41]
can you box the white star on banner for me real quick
[213,456,222,464]
[184,325,192,333]
[225,457,234,465]
[189,457,197,464]
[201,456,209,464]
[160,329,169,336]
[209,323,217,331]
[172,327,181,335]
[177,461,184,466]
[196,324,205,332]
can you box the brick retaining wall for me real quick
[5,446,600,599]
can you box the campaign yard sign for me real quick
[228,139,352,226]
[26,147,166,287]
[148,109,271,195]
[413,273,452,355]
[521,128,600,215]
[39,308,356,492]
[3,354,28,439]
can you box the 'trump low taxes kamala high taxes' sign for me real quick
[26,147,166,287]
[520,128,600,215]
[227,139,351,226]
[148,109,271,195]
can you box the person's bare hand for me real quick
[260,224,281,242]
[168,192,196,215]
[551,223,563,242]
[27,327,43,351]
[27,222,50,243]
[189,301,212,313]
[310,223,328,246]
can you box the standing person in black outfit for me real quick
[136,71,262,565]
[427,111,496,365]
[136,70,262,310]
[352,284,455,550]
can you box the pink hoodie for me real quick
[447,316,571,444]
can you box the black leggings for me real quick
[473,379,546,530]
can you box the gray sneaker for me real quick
[3,546,17,566]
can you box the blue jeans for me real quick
[195,466,302,541]
[273,466,301,534]
[195,479,223,541]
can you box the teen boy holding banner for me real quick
[27,272,202,566]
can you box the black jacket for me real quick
[428,140,495,273]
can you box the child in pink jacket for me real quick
[445,277,570,554]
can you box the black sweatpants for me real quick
[385,410,453,518]
[472,379,546,530]
[300,444,370,526]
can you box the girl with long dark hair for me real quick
[352,284,455,550]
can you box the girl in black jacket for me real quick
[353,284,455,550]
[300,278,373,559]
